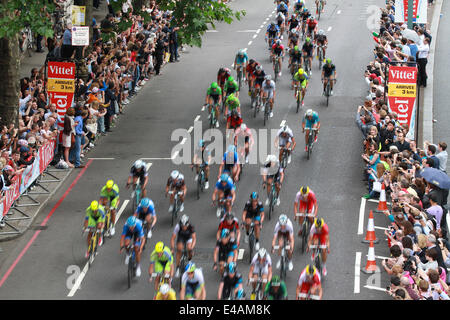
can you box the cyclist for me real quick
[213,228,238,275]
[154,283,177,300]
[224,93,241,121]
[242,192,265,251]
[261,75,276,118]
[302,109,321,151]
[271,214,295,271]
[271,39,285,78]
[296,264,322,300]
[288,28,300,50]
[234,49,249,82]
[315,29,328,61]
[265,22,280,48]
[83,200,106,257]
[171,214,197,277]
[191,139,211,190]
[306,15,318,39]
[307,217,330,276]
[276,125,296,165]
[218,262,244,300]
[165,170,187,213]
[233,123,254,164]
[248,248,273,294]
[262,154,284,206]
[302,37,314,75]
[227,110,243,131]
[321,58,336,96]
[99,179,119,236]
[300,8,311,35]
[289,46,303,79]
[294,0,305,14]
[217,67,232,100]
[133,197,157,239]
[246,59,260,96]
[218,145,240,183]
[264,275,288,300]
[217,211,241,246]
[224,76,239,103]
[315,0,326,14]
[275,12,286,38]
[119,216,145,277]
[126,159,149,198]
[277,0,289,18]
[253,66,266,107]
[293,68,309,106]
[294,186,318,236]
[287,13,300,35]
[212,173,236,217]
[148,241,174,292]
[180,262,206,300]
[204,82,222,127]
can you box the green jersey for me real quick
[264,281,288,300]
[207,87,222,96]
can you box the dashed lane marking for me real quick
[354,252,361,294]
[194,115,201,122]
[358,197,366,235]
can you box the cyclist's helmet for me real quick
[318,29,324,36]
[249,59,255,65]
[305,109,313,117]
[303,8,308,13]
[228,144,237,153]
[250,191,259,200]
[159,283,170,295]
[237,289,244,299]
[220,173,229,182]
[272,275,281,286]
[306,264,317,277]
[255,65,262,72]
[314,217,324,229]
[258,248,267,259]
[219,67,225,73]
[228,76,234,82]
[305,37,311,43]
[170,170,179,180]
[300,186,310,195]
[281,125,290,134]
[198,139,205,148]
[240,123,247,131]
[270,21,276,27]
[155,241,164,253]
[264,75,272,81]
[238,49,245,56]
[106,179,114,189]
[225,212,234,220]
[277,12,284,18]
[211,82,219,89]
[126,216,137,228]
[90,200,99,211]
[326,58,332,64]
[134,159,144,169]
[294,45,300,51]
[177,173,184,181]
[298,68,305,75]
[221,228,230,238]
[228,262,236,274]
[140,197,151,208]
[310,16,315,20]
[180,214,189,226]
[185,262,196,273]
[276,39,282,46]
[265,154,278,165]
[279,214,288,226]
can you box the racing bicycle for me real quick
[305,127,318,160]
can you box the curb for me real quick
[421,0,443,145]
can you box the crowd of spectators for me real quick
[0,0,182,226]
[355,1,450,300]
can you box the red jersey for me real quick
[307,19,318,28]
[218,217,239,233]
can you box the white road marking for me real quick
[358,197,366,235]
[354,252,361,294]
[238,249,244,260]
[187,126,194,134]
[256,29,261,34]
[171,150,180,160]
[327,26,332,32]
[180,138,187,145]
[194,115,201,122]
[280,120,286,127]
[145,163,152,171]
[237,30,257,33]
[87,158,116,160]
[206,30,218,33]
[248,40,253,46]
[260,24,265,28]
[68,199,130,297]
[337,10,341,14]
[140,158,172,160]
[364,285,387,292]
[253,34,257,39]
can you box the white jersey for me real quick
[262,80,276,93]
[274,219,294,235]
[251,253,272,269]
[181,268,204,286]
[277,128,294,146]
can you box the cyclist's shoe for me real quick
[314,135,318,143]
[305,146,308,152]
[99,236,103,247]
[136,265,142,277]
[322,266,327,276]
[288,155,291,164]
[216,208,222,218]
[316,55,319,59]
[302,101,305,107]
[175,267,180,278]
[288,261,294,271]
[110,227,115,236]
[331,90,334,96]
[276,198,281,206]
[255,241,260,251]
[125,254,131,265]
[276,259,281,269]
[147,230,152,239]
[194,175,198,182]
[205,181,209,189]
[216,121,220,128]
[180,203,185,212]
[279,72,282,77]
[245,155,249,164]
[85,250,89,259]
[270,112,274,118]
[248,90,251,96]
[265,198,270,206]
[168,205,173,212]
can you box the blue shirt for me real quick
[223,151,238,165]
[303,112,320,127]
[63,28,72,45]
[408,44,418,61]
[122,219,144,238]
[74,115,83,135]
[277,3,288,11]
[215,177,236,192]
[136,202,156,216]
[236,52,249,65]
[267,25,280,34]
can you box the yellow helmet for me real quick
[300,186,309,195]
[306,264,317,276]
[314,218,324,229]
[90,200,99,211]
[298,68,305,75]
[106,180,114,189]
[155,241,164,253]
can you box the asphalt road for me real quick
[0,0,393,300]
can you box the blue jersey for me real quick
[267,25,280,35]
[235,52,249,65]
[303,112,320,128]
[215,177,236,192]
[122,219,145,239]
[136,200,156,217]
[278,3,288,12]
[223,151,238,165]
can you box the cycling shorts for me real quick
[177,236,193,245]
[219,248,235,262]
[210,94,220,104]
[185,281,202,297]
[87,215,105,228]
[298,201,315,215]
[253,263,270,275]
[311,233,327,247]
[245,212,261,221]
[154,260,172,274]
[124,233,141,247]
[100,196,119,210]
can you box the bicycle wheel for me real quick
[296,87,300,113]
[248,233,255,264]
[196,175,201,200]
[103,213,110,242]
[127,256,134,289]
[314,253,322,275]
[318,3,322,20]
[319,49,323,69]
[326,84,330,106]
[274,63,278,82]
[238,70,242,92]
[88,233,97,266]
[280,257,286,280]
[171,205,177,226]
[301,222,307,254]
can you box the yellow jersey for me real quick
[155,289,177,300]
